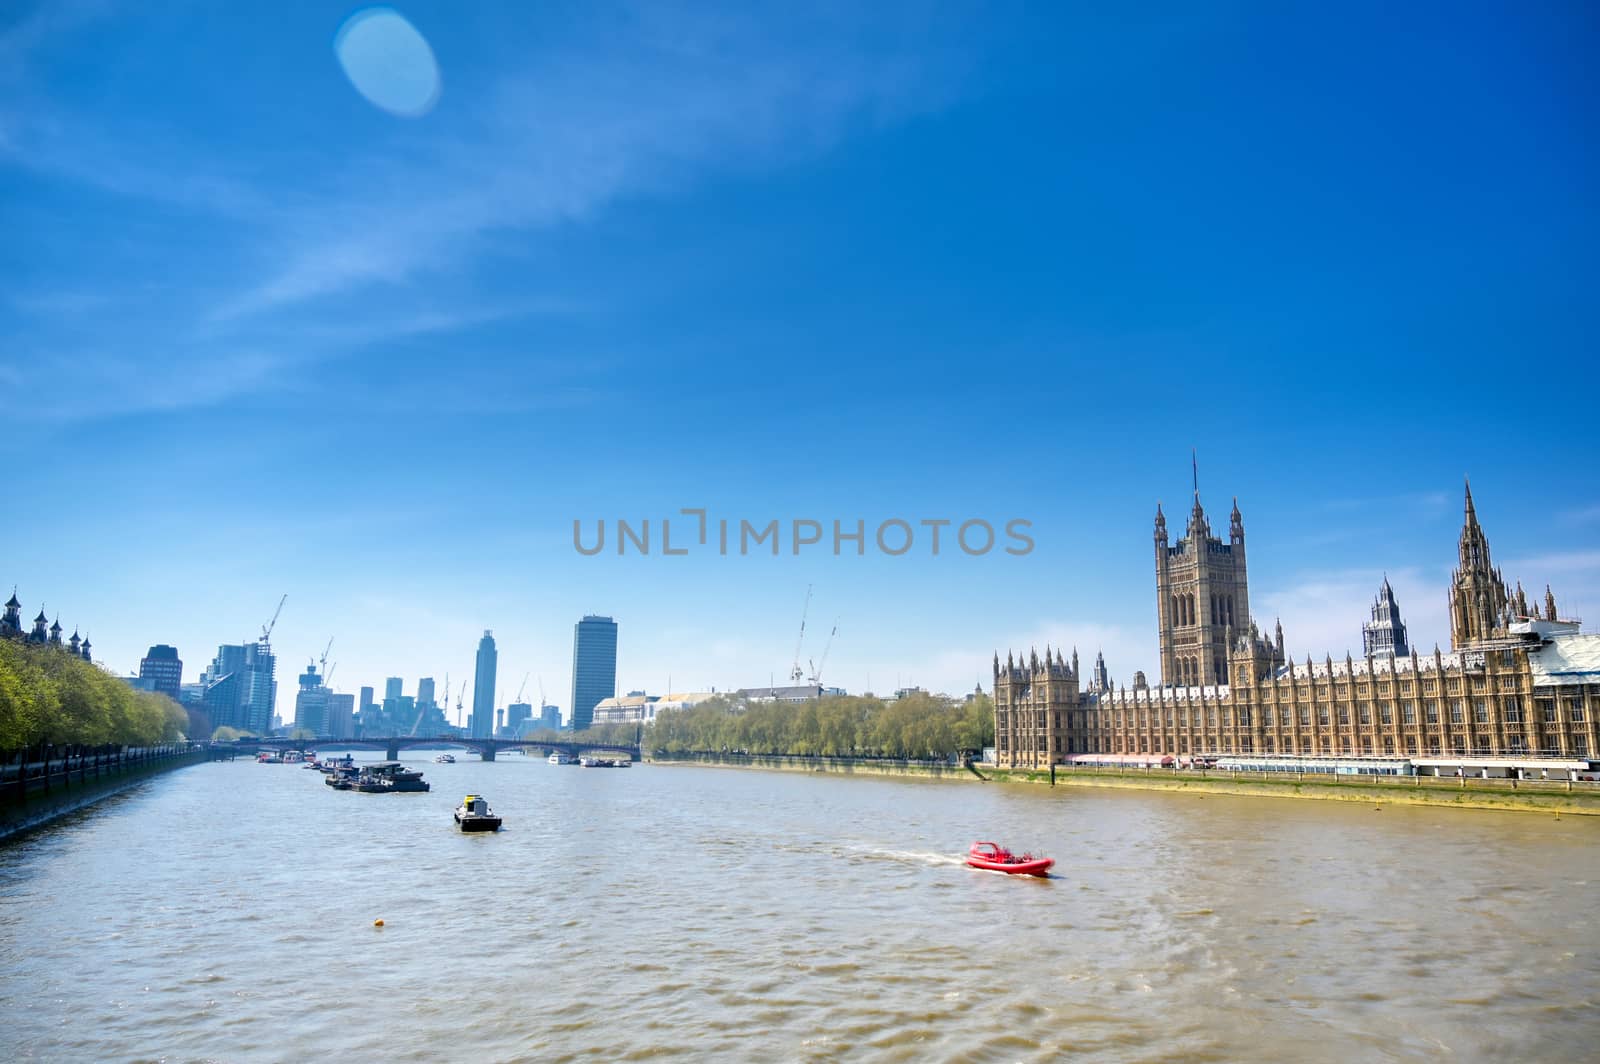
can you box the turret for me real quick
[1545,585,1558,622]
[1229,496,1244,544]
[49,617,62,644]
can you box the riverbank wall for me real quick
[650,751,972,780]
[0,744,207,841]
[650,752,1600,815]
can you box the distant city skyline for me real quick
[2,4,1594,718]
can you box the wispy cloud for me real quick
[0,0,113,86]
[210,6,967,317]
[1257,566,1450,660]
[1314,490,1453,516]
[5,346,309,422]
[1507,550,1600,575]
[992,620,1154,687]
[3,3,973,423]
[1559,504,1600,526]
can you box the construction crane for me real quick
[454,679,467,729]
[808,619,838,687]
[515,672,530,705]
[316,636,333,677]
[260,594,286,648]
[323,662,337,687]
[789,584,812,684]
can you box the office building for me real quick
[198,641,277,734]
[328,692,355,739]
[593,691,716,725]
[505,701,533,736]
[138,645,183,700]
[471,630,498,738]
[570,615,618,732]
[293,663,332,735]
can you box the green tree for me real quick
[0,639,187,750]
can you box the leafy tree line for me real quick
[0,639,189,751]
[528,692,994,760]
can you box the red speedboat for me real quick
[966,841,1054,876]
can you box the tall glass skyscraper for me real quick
[196,641,276,735]
[570,615,618,732]
[471,630,498,738]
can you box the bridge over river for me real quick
[217,735,640,762]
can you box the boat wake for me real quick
[844,845,968,868]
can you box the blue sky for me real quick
[3,1,1597,720]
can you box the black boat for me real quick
[355,761,430,793]
[453,794,502,832]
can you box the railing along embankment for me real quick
[0,742,206,840]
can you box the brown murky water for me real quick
[1,756,1596,1061]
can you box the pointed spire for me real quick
[1464,476,1476,518]
[1545,585,1558,622]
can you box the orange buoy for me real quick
[373,919,385,927]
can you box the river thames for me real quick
[2,755,1597,1061]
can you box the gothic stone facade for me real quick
[993,485,1600,769]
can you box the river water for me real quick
[1,755,1596,1062]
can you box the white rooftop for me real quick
[1528,633,1600,687]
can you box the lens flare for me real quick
[334,7,441,118]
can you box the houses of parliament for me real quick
[992,480,1600,769]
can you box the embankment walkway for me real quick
[651,752,1600,815]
